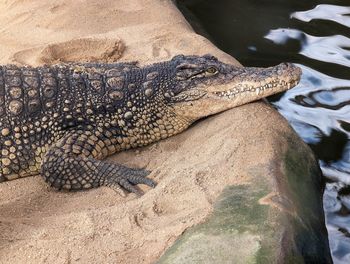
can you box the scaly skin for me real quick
[0,55,301,194]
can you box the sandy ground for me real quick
[0,102,287,263]
[0,1,291,263]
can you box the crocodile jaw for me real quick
[172,63,301,122]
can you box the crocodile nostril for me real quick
[280,62,291,69]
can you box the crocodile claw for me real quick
[104,167,156,196]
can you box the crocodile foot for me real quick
[103,166,157,196]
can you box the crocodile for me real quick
[0,54,301,194]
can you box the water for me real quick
[177,0,350,263]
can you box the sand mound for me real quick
[12,38,124,65]
[0,104,285,263]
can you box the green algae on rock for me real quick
[158,135,332,264]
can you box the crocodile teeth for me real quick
[214,81,295,98]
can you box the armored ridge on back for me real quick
[0,55,301,194]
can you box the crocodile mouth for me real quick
[213,79,299,99]
[171,78,300,103]
[170,62,301,107]
[169,61,301,122]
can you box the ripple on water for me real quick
[324,182,350,263]
[269,5,350,263]
[291,4,350,28]
[266,29,350,68]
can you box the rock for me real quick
[0,0,332,263]
[157,113,332,263]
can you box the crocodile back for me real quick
[0,62,147,181]
[0,65,65,180]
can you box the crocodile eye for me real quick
[206,67,218,75]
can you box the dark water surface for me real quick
[177,0,350,263]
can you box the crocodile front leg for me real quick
[41,130,156,195]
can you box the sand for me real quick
[0,1,290,263]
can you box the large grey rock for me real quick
[158,126,332,263]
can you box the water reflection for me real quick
[266,29,350,68]
[291,5,350,28]
[324,182,350,263]
[274,65,350,142]
[269,5,350,263]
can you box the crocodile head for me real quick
[164,54,301,121]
